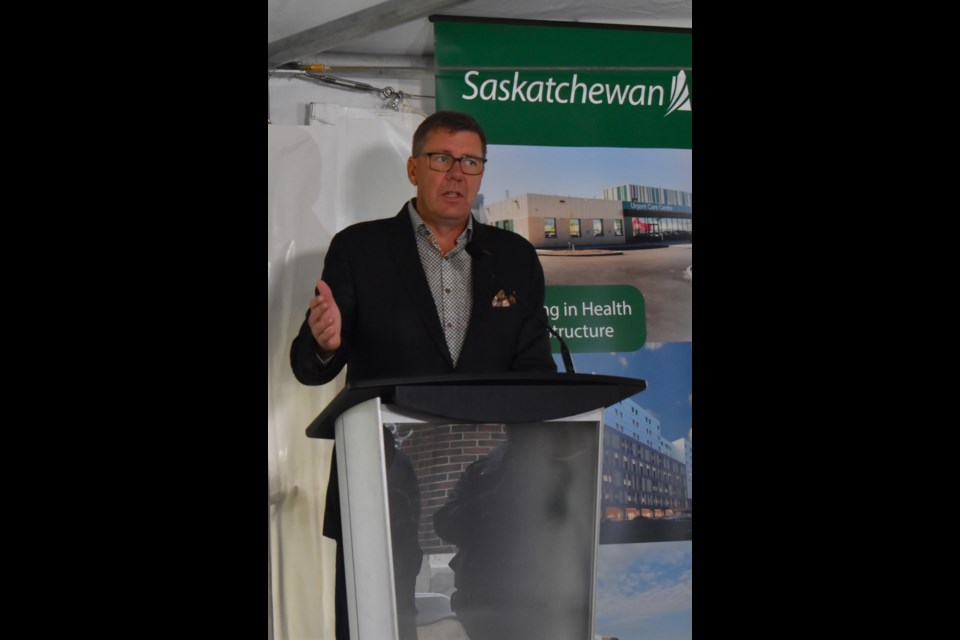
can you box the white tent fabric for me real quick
[268,1,693,56]
[268,105,423,639]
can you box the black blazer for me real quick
[290,205,557,385]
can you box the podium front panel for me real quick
[337,398,604,640]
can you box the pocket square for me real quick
[492,289,517,307]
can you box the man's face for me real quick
[407,128,484,230]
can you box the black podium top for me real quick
[305,372,647,439]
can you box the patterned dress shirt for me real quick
[407,200,473,365]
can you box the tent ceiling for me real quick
[268,0,692,66]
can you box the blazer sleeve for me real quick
[289,231,356,385]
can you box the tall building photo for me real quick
[602,398,691,521]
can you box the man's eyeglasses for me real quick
[420,152,487,175]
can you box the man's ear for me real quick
[407,156,417,185]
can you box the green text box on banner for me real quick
[545,285,646,353]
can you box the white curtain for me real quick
[268,105,424,640]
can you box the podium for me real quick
[306,372,646,640]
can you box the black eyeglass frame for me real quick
[420,152,488,175]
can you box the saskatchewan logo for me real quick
[665,70,691,116]
[458,69,692,117]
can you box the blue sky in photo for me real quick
[480,145,692,204]
[553,341,692,442]
[595,541,692,640]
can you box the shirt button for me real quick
[445,288,451,293]
[447,322,453,328]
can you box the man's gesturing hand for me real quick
[309,279,342,357]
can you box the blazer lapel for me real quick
[461,218,496,362]
[385,208,453,365]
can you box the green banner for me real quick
[544,285,646,353]
[434,19,691,149]
[432,17,691,638]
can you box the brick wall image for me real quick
[396,423,507,554]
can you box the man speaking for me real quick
[290,110,556,639]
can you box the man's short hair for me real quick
[411,110,487,158]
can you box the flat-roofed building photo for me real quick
[482,185,692,249]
